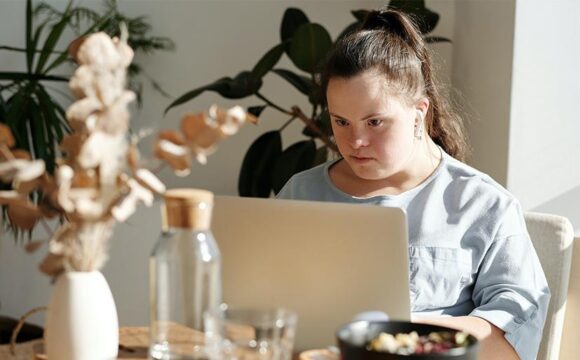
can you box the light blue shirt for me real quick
[276,150,550,360]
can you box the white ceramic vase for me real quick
[45,271,119,360]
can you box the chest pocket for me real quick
[409,246,473,312]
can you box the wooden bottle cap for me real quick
[162,188,214,230]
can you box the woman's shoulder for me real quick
[438,155,526,239]
[275,160,336,200]
[441,154,519,208]
[289,160,331,182]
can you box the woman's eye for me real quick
[367,119,383,127]
[334,119,349,127]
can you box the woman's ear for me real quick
[415,98,429,120]
[414,98,429,140]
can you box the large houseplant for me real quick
[165,0,450,198]
[0,0,174,219]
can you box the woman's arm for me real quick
[412,315,519,360]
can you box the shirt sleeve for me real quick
[469,201,550,360]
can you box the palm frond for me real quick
[129,36,175,54]
[34,3,62,22]
[127,16,152,35]
[68,8,101,31]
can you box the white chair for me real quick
[524,212,575,360]
[559,236,579,360]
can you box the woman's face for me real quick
[327,70,424,181]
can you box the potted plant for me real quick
[165,0,450,198]
[0,0,174,216]
[0,27,255,358]
[0,0,174,352]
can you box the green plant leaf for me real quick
[0,92,6,112]
[272,68,313,96]
[302,111,331,138]
[5,90,26,135]
[288,23,332,73]
[51,100,71,133]
[35,1,73,74]
[36,85,66,142]
[388,0,439,35]
[43,6,116,74]
[308,82,323,106]
[271,139,316,194]
[251,43,285,79]
[164,77,232,114]
[248,105,266,118]
[313,146,328,166]
[0,96,6,130]
[31,21,49,60]
[0,72,68,82]
[29,101,49,168]
[41,50,70,75]
[238,131,282,197]
[221,71,263,99]
[26,0,34,73]
[312,145,328,167]
[166,72,262,115]
[424,36,452,44]
[280,8,309,43]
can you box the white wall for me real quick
[451,0,516,186]
[0,0,455,326]
[507,0,580,210]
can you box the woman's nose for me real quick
[350,132,369,149]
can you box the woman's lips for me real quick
[350,155,374,164]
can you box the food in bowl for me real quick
[337,321,479,360]
[368,330,471,355]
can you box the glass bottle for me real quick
[149,189,222,360]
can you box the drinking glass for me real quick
[204,304,297,360]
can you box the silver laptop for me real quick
[211,196,411,351]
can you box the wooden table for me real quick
[3,327,150,360]
[4,327,333,360]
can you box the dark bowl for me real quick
[336,321,479,360]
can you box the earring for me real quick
[414,111,424,140]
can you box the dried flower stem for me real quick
[0,144,14,160]
[291,106,338,153]
[151,161,168,176]
[40,218,54,238]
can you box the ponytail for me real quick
[322,9,469,161]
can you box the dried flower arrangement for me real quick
[0,29,257,277]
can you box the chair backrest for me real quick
[524,212,575,360]
[560,236,579,360]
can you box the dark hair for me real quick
[321,9,469,161]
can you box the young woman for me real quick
[276,9,549,360]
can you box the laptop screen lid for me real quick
[212,196,411,350]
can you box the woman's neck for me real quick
[330,139,443,198]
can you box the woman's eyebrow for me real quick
[329,112,347,120]
[329,112,388,121]
[361,112,388,121]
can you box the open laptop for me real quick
[212,196,411,351]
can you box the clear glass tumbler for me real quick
[204,304,298,360]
